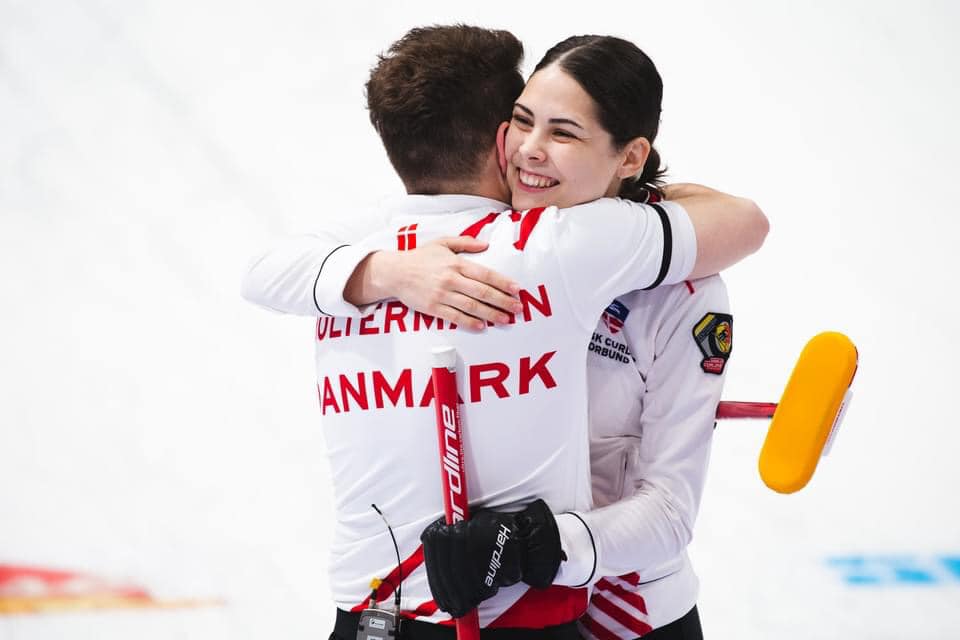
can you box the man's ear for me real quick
[618,136,652,179]
[496,121,510,177]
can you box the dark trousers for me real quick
[332,606,701,640]
[332,609,582,640]
[640,606,702,639]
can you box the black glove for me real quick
[420,498,563,618]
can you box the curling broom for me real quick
[430,346,481,640]
[716,332,859,493]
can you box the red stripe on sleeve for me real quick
[595,578,648,614]
[580,613,623,640]
[617,571,640,586]
[590,594,654,637]
[619,572,641,586]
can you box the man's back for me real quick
[315,194,695,627]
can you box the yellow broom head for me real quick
[759,332,858,493]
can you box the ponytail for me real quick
[619,146,667,203]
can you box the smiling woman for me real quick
[505,35,664,211]
[494,35,723,640]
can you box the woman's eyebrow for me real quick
[514,102,584,131]
[549,117,585,130]
[514,102,534,116]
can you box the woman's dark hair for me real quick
[534,35,666,202]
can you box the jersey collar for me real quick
[388,194,510,217]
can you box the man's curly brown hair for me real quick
[366,25,524,194]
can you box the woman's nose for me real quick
[519,132,546,163]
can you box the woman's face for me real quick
[504,64,626,210]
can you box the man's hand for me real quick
[343,237,522,331]
[420,499,563,618]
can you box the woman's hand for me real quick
[344,237,522,331]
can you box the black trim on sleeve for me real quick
[641,203,672,291]
[563,511,597,588]
[637,569,681,586]
[313,244,351,315]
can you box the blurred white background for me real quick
[2,0,959,638]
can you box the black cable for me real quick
[371,503,402,610]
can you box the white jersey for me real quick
[243,194,697,629]
[576,276,730,637]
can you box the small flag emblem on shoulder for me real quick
[397,224,418,251]
[601,300,630,334]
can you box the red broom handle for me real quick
[431,347,481,640]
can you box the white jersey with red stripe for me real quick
[280,194,696,628]
[576,276,730,637]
